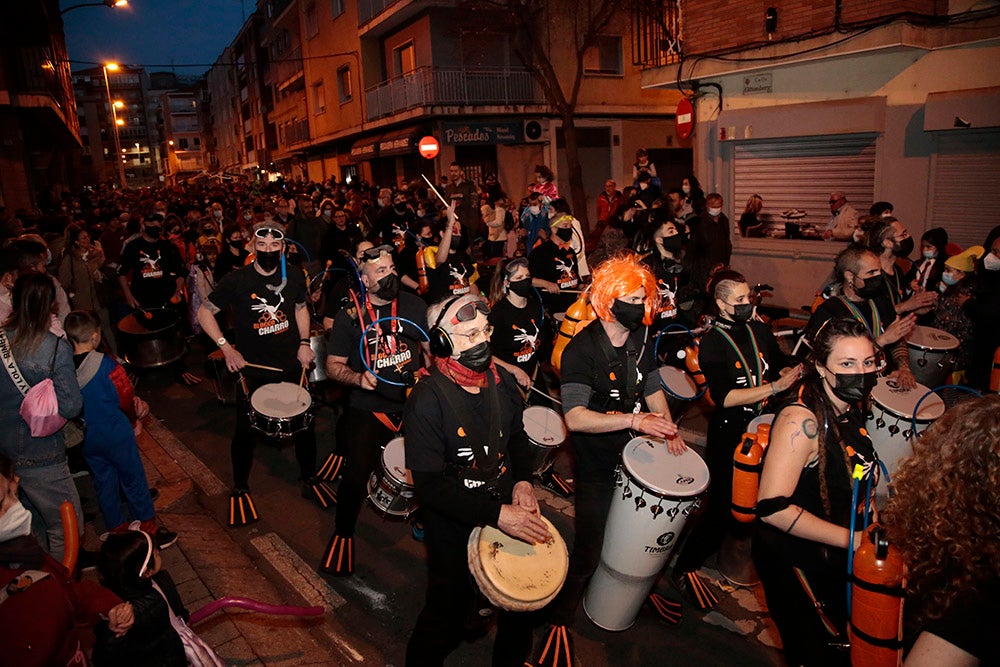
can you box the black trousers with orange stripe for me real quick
[332,408,397,537]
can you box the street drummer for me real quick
[196,220,320,526]
[541,253,685,666]
[486,257,553,389]
[320,244,428,576]
[403,294,547,667]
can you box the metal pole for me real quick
[103,65,127,189]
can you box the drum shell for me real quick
[584,563,653,631]
[117,308,185,369]
[866,380,944,481]
[367,437,417,518]
[307,331,328,383]
[247,382,314,437]
[522,406,566,476]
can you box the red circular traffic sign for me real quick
[675,98,694,141]
[418,136,440,159]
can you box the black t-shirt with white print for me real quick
[427,253,475,302]
[488,296,547,375]
[118,237,184,307]
[207,263,307,374]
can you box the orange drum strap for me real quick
[374,412,402,434]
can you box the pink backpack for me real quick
[1,329,68,438]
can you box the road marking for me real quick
[144,417,227,496]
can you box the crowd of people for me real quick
[1,158,998,666]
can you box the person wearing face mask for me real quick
[205,202,231,234]
[802,246,918,389]
[196,221,321,525]
[910,227,948,295]
[395,221,433,296]
[865,218,938,317]
[425,207,480,302]
[446,163,481,240]
[118,212,186,312]
[322,245,429,575]
[58,223,117,354]
[686,192,732,291]
[213,224,249,282]
[486,258,550,389]
[931,246,984,382]
[671,270,800,597]
[968,224,1000,392]
[519,191,551,255]
[681,175,706,216]
[753,317,881,667]
[404,294,545,666]
[374,192,416,252]
[641,218,694,329]
[540,254,685,663]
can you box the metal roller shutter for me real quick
[732,134,878,235]
[928,133,1000,250]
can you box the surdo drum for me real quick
[247,382,314,437]
[584,437,710,631]
[867,377,945,483]
[906,325,959,388]
[307,329,329,383]
[366,437,418,518]
[467,515,568,612]
[522,406,567,475]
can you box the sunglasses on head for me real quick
[359,244,394,262]
[253,227,285,240]
[449,299,490,325]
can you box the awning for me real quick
[350,135,380,159]
[378,127,423,157]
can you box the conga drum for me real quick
[467,515,568,612]
[906,325,959,388]
[867,377,944,486]
[584,437,710,630]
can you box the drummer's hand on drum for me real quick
[879,313,917,346]
[665,433,688,456]
[498,504,550,544]
[888,368,917,391]
[898,289,938,314]
[297,343,316,369]
[221,346,247,373]
[124,291,140,310]
[512,481,539,514]
[632,412,678,440]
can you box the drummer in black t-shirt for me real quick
[118,212,186,311]
[486,258,551,389]
[321,244,429,576]
[425,209,479,302]
[196,221,322,525]
[528,216,580,314]
[540,253,685,664]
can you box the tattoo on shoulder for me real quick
[802,418,819,439]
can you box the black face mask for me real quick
[892,237,914,258]
[372,273,399,301]
[854,276,883,300]
[825,368,878,403]
[394,204,407,214]
[229,239,243,249]
[611,300,646,331]
[660,235,684,253]
[727,303,754,322]
[508,278,533,298]
[555,227,574,242]
[457,341,492,372]
[451,235,467,253]
[256,249,281,272]
[144,225,162,239]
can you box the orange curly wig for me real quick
[883,395,1000,629]
[588,252,660,325]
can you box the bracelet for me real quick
[786,507,805,534]
[631,413,637,430]
[300,337,310,343]
[771,382,778,396]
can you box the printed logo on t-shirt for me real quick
[139,251,163,279]
[449,264,471,295]
[554,257,578,289]
[372,338,413,373]
[657,279,677,319]
[251,291,290,336]
[392,224,407,251]
[513,320,540,363]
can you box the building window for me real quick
[312,81,326,113]
[194,137,201,147]
[584,35,623,76]
[331,0,344,18]
[179,137,189,149]
[337,66,352,103]
[392,41,416,76]
[304,4,318,38]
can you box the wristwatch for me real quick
[216,336,228,348]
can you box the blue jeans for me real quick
[84,438,155,530]
[17,461,83,563]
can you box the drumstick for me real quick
[529,384,562,405]
[420,174,452,210]
[297,367,307,403]
[243,362,283,373]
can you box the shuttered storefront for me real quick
[731,134,878,236]
[928,133,1000,250]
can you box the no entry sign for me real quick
[675,98,694,141]
[418,136,440,159]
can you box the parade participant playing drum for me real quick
[487,258,552,389]
[196,221,320,526]
[539,253,684,667]
[320,245,428,576]
[404,294,548,667]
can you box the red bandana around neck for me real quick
[433,356,500,388]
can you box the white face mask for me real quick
[881,211,893,218]
[984,252,1000,271]
[0,501,33,542]
[682,185,691,195]
[922,250,937,259]
[213,210,223,220]
[529,205,541,215]
[707,207,722,217]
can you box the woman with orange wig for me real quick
[538,253,686,665]
[884,395,1000,666]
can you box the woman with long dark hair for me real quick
[0,273,83,562]
[487,257,549,389]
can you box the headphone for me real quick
[428,295,465,358]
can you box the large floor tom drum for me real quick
[867,377,945,482]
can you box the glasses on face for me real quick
[359,244,394,262]
[451,325,494,344]
[253,227,285,240]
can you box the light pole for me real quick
[102,62,127,188]
[60,0,127,16]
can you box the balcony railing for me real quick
[8,46,75,113]
[365,67,539,121]
[632,0,683,69]
[358,0,403,25]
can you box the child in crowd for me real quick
[64,310,176,550]
[94,531,223,667]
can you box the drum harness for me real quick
[711,319,764,413]
[591,325,647,417]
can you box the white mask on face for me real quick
[0,501,33,542]
[881,211,893,218]
[984,252,1000,271]
[922,250,937,259]
[682,185,691,195]
[529,205,541,215]
[707,207,722,217]
[213,210,223,220]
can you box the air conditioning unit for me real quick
[523,119,549,143]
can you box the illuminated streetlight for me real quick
[61,0,128,16]
[103,62,126,188]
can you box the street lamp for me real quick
[102,62,127,188]
[61,0,127,16]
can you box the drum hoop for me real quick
[249,382,313,416]
[870,395,944,423]
[618,448,709,500]
[905,339,958,352]
[522,406,567,444]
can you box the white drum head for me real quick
[382,437,413,485]
[554,312,566,324]
[522,406,567,448]
[907,325,959,352]
[747,413,774,436]
[250,382,312,417]
[870,377,945,422]
[621,437,710,497]
[658,366,697,399]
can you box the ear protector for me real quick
[428,295,464,358]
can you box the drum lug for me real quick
[917,354,928,368]
[888,422,900,436]
[622,483,633,500]
[902,428,913,440]
[876,416,886,429]
[634,493,647,510]
[650,502,664,518]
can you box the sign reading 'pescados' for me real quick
[442,122,522,145]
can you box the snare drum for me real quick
[307,330,329,383]
[584,437,710,631]
[367,437,417,518]
[467,515,568,612]
[867,377,945,480]
[248,382,314,437]
[522,406,567,475]
[206,349,239,405]
[906,325,959,388]
[658,366,698,418]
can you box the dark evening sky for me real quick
[61,0,248,76]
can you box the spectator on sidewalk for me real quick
[65,311,176,550]
[520,192,550,255]
[822,191,859,241]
